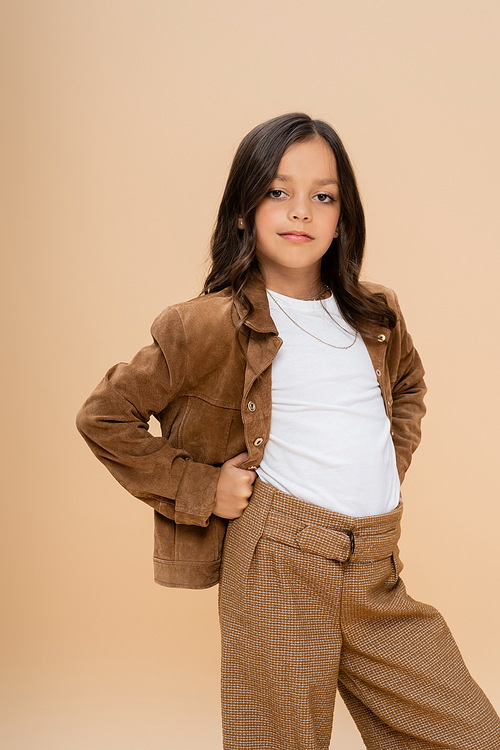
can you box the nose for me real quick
[288,191,311,221]
[288,194,310,222]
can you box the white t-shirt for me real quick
[256,289,400,517]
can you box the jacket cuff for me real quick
[173,459,221,526]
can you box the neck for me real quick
[268,285,330,301]
[260,267,328,301]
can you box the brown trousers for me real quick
[218,478,500,750]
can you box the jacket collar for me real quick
[232,274,279,335]
[231,274,390,340]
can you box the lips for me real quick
[278,231,314,240]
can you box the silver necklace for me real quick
[267,291,358,350]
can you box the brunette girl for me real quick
[77,112,500,750]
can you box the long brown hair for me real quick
[203,112,397,335]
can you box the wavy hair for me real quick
[203,112,397,336]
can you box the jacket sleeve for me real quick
[75,307,220,526]
[389,294,427,484]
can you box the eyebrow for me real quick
[274,173,339,187]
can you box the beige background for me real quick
[1,1,499,748]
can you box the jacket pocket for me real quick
[154,511,228,563]
[177,397,236,466]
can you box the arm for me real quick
[389,295,427,485]
[75,307,220,526]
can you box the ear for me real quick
[238,216,244,230]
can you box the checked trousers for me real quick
[218,478,500,750]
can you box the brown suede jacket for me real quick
[76,275,426,589]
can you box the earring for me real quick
[238,219,244,228]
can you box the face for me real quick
[252,137,341,289]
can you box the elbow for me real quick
[75,401,95,440]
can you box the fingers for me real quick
[247,468,257,484]
[235,462,257,490]
[227,451,248,468]
[226,452,258,481]
[213,451,258,520]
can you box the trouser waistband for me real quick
[252,478,403,564]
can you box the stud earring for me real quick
[238,219,244,228]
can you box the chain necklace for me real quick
[267,291,358,350]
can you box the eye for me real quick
[268,189,287,199]
[315,192,335,203]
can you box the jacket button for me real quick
[247,401,256,412]
[253,437,263,446]
[377,334,386,342]
[375,369,381,377]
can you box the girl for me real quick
[76,113,500,750]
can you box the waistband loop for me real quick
[294,524,355,563]
[341,530,356,567]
